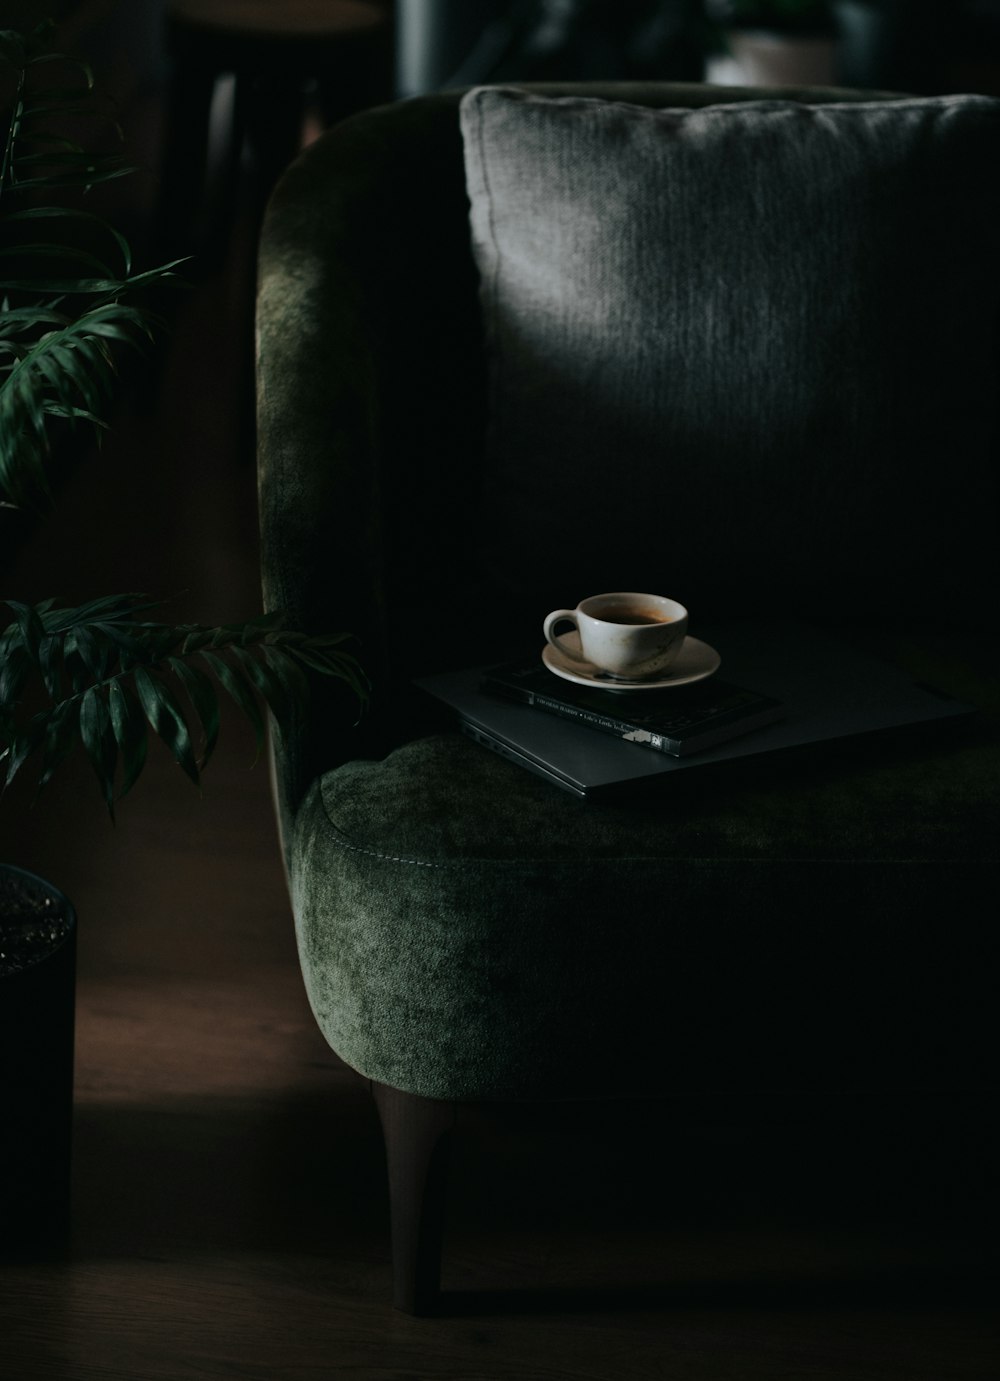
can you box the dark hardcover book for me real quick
[416,621,974,798]
[480,661,784,757]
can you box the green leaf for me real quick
[0,274,130,293]
[3,719,44,788]
[260,643,312,710]
[132,665,199,784]
[11,148,115,169]
[166,656,221,769]
[79,684,116,816]
[43,404,110,427]
[284,646,344,675]
[68,623,111,682]
[24,47,91,82]
[239,611,285,643]
[36,701,77,791]
[179,628,214,655]
[6,133,85,153]
[229,644,291,722]
[46,592,151,628]
[2,166,134,193]
[89,619,146,661]
[108,678,146,798]
[199,651,265,757]
[0,306,68,333]
[38,626,63,699]
[288,642,370,701]
[3,599,46,667]
[0,302,171,505]
[0,644,30,707]
[118,259,189,287]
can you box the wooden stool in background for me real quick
[158,0,393,264]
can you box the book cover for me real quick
[480,661,784,757]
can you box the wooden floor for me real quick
[2,89,999,1381]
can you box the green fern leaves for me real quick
[1,22,184,507]
[0,596,368,815]
[1,28,366,813]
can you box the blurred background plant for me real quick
[0,21,365,817]
[706,0,835,36]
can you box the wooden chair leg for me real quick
[371,1080,456,1314]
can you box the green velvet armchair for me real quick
[255,81,1000,1313]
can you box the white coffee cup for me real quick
[543,592,688,681]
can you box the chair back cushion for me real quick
[461,87,1000,624]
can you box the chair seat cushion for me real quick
[289,640,999,1100]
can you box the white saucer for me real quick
[542,633,721,690]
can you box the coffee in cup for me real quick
[543,592,688,681]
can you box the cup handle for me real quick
[543,609,586,662]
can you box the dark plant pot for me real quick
[0,863,77,1256]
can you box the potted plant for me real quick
[0,863,76,1252]
[706,0,839,85]
[0,21,365,1253]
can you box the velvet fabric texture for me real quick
[461,87,1000,621]
[256,85,999,1103]
[290,634,998,1100]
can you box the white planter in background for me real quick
[708,29,838,87]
